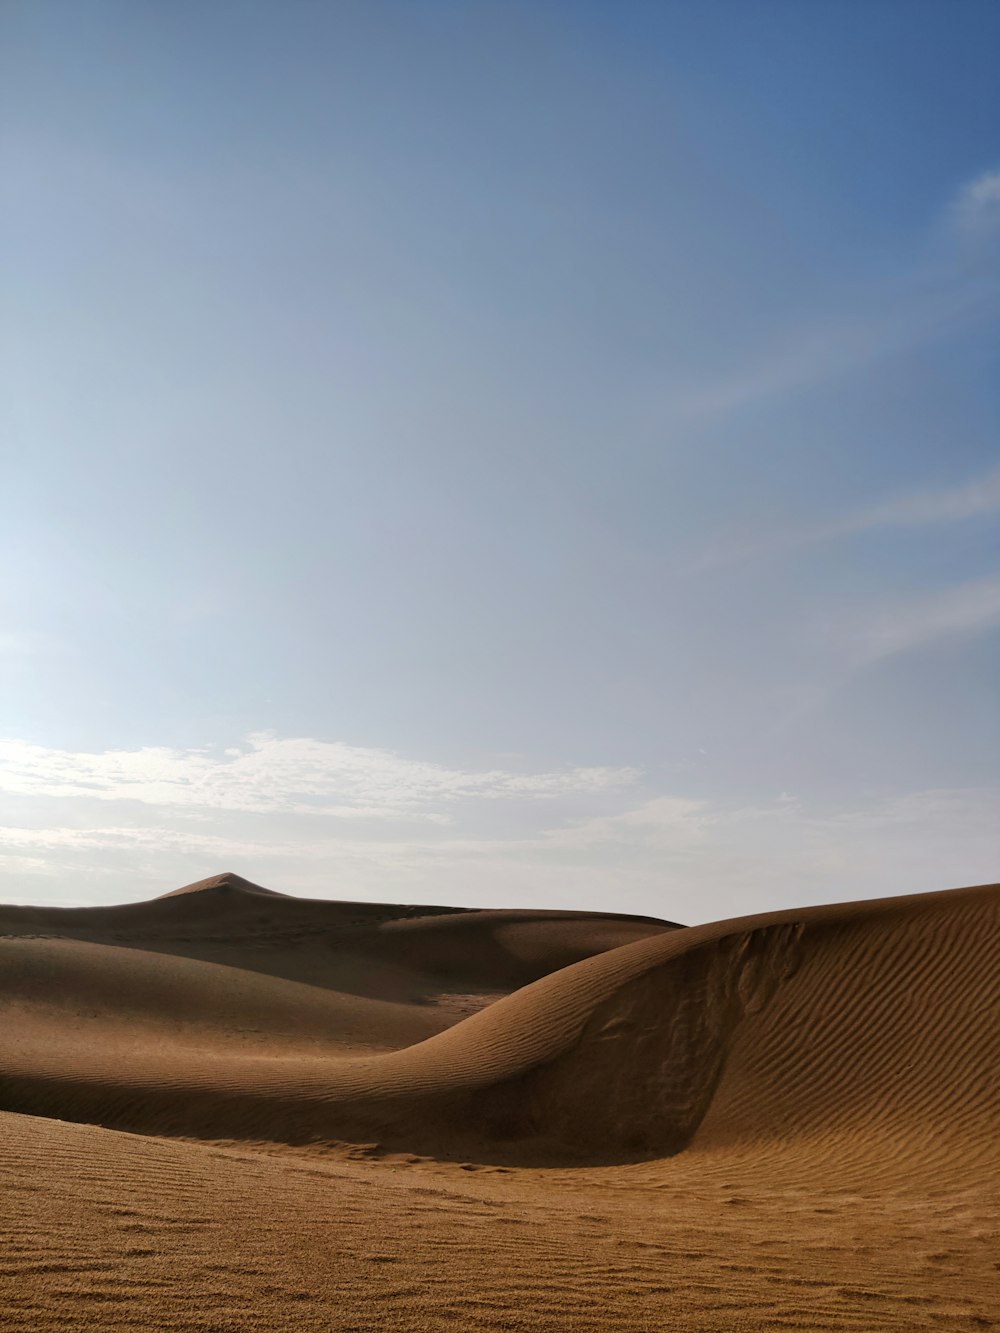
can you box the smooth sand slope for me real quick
[2,875,998,1330]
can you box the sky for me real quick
[1,0,998,922]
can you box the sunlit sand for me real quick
[3,874,998,1330]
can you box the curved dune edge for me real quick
[2,883,997,1180]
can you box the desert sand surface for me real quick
[2,873,998,1331]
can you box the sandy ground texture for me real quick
[1,873,998,1331]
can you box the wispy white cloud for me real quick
[0,732,638,819]
[764,569,1000,733]
[538,795,710,851]
[664,167,1000,427]
[672,274,995,425]
[2,785,996,922]
[829,572,1000,668]
[952,168,1000,237]
[691,461,1000,572]
[844,464,1000,530]
[679,170,1000,576]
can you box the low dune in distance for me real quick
[2,873,998,1331]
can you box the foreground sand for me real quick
[5,1111,998,1332]
[2,874,998,1330]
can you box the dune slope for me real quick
[2,879,997,1187]
[0,871,676,998]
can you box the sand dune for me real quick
[2,875,998,1330]
[2,877,996,1178]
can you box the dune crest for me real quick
[156,870,291,899]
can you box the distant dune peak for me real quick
[157,871,288,899]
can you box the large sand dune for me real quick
[2,875,998,1330]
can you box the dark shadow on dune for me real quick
[0,923,803,1169]
[468,922,807,1161]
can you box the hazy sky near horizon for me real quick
[2,0,998,921]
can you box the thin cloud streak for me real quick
[675,279,992,424]
[847,464,1000,529]
[953,167,1000,236]
[831,572,1000,668]
[770,570,1000,734]
[690,462,1000,573]
[664,168,1000,429]
[0,732,638,818]
[2,786,997,923]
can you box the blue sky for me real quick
[2,0,998,918]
